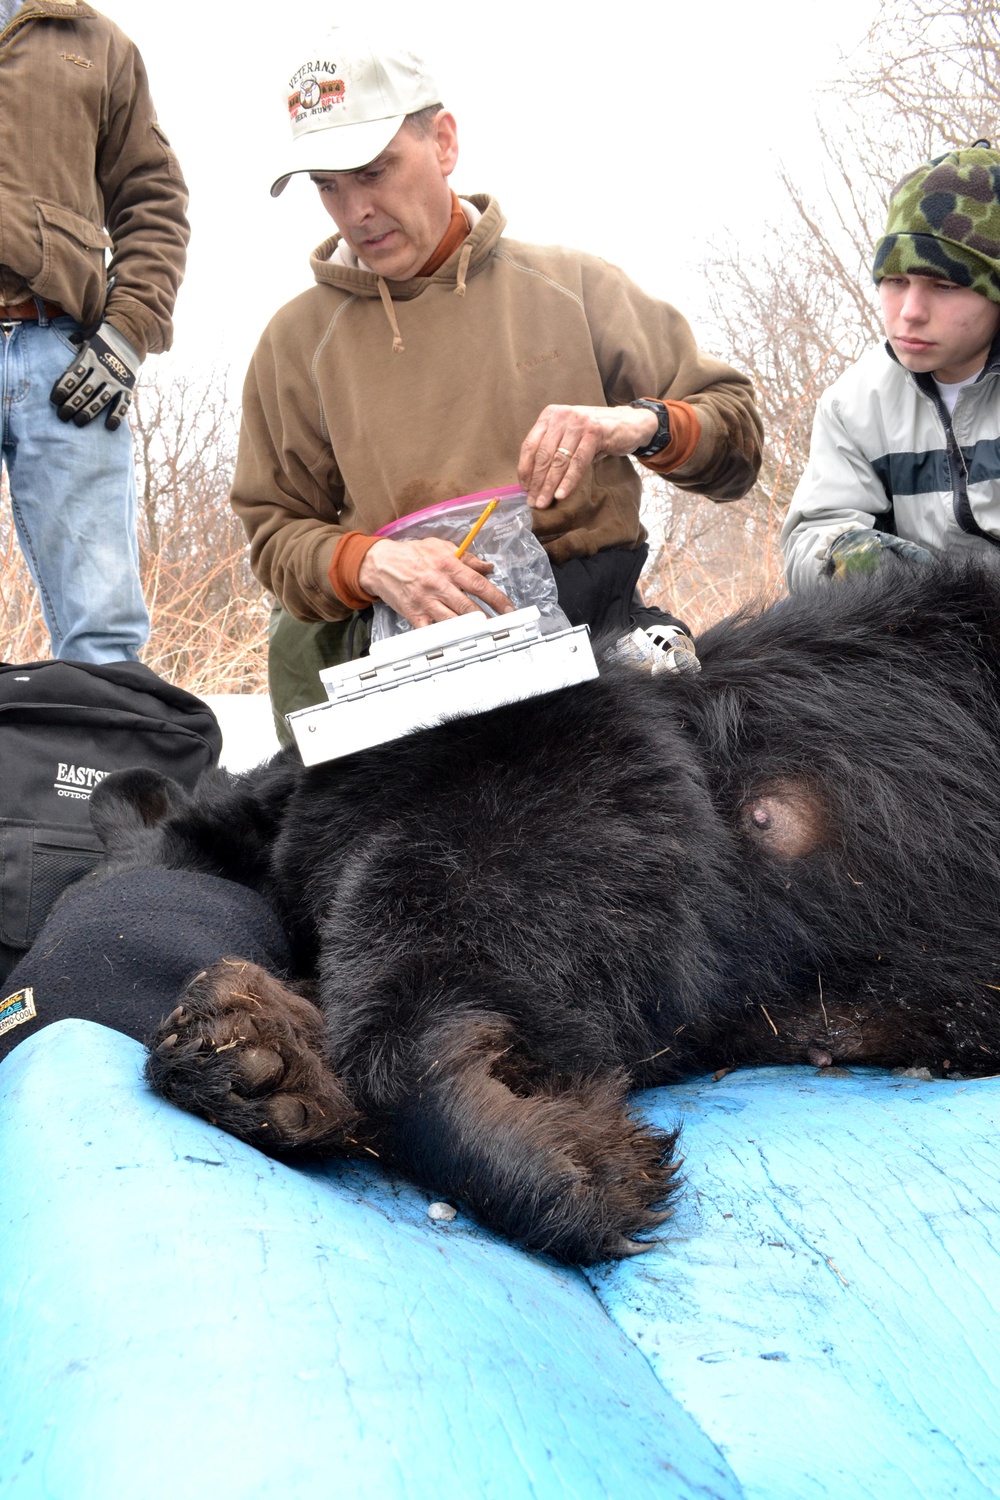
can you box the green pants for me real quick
[267,605,372,747]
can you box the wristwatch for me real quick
[629,398,672,459]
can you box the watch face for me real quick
[631,400,670,457]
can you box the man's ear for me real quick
[432,110,459,176]
[89,767,191,849]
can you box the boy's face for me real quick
[879,273,1000,384]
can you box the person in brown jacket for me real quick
[233,27,762,731]
[0,0,189,662]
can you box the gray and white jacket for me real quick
[781,341,1000,591]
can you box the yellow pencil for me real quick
[454,497,498,559]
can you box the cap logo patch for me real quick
[288,61,346,121]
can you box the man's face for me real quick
[879,273,1000,383]
[311,112,459,281]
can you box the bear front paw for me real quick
[146,958,360,1151]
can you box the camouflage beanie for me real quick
[873,143,1000,306]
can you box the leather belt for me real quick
[0,298,67,321]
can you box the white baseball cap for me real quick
[270,28,441,197]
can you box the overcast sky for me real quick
[101,0,880,382]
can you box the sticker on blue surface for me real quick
[0,987,36,1038]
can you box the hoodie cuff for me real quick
[634,400,701,475]
[329,532,379,610]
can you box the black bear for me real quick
[90,560,1000,1265]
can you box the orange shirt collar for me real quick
[416,192,469,276]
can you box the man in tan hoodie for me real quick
[0,0,189,662]
[232,27,763,729]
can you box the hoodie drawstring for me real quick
[377,277,405,354]
[375,237,474,351]
[455,241,472,298]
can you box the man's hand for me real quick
[50,322,140,431]
[358,537,516,627]
[827,528,933,580]
[517,404,659,509]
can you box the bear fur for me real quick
[90,561,1000,1264]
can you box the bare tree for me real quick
[855,0,1000,150]
[640,0,1000,628]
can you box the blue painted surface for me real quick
[0,1021,738,1500]
[4,1026,998,1500]
[590,1067,1000,1500]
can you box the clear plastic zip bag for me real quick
[371,485,570,642]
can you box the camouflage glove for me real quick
[50,322,140,431]
[827,528,933,580]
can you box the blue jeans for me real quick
[0,312,149,662]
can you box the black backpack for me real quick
[0,660,223,982]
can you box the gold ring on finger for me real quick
[555,446,573,459]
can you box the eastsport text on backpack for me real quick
[0,660,223,981]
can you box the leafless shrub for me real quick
[131,367,268,693]
[638,0,1000,630]
[640,476,784,634]
[0,471,49,663]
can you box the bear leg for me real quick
[385,1014,680,1265]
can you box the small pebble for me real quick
[428,1201,458,1222]
[892,1066,933,1081]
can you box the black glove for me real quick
[50,322,140,431]
[827,528,933,580]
